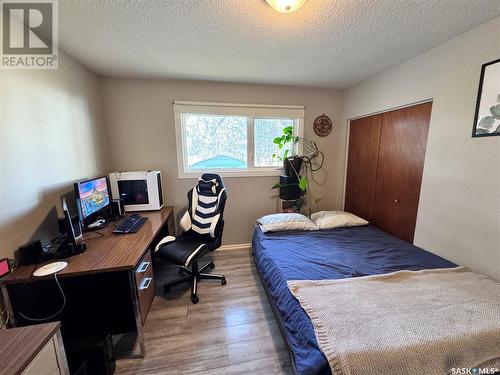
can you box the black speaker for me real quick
[110,199,124,220]
[15,240,51,266]
[279,175,301,200]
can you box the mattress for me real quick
[252,225,457,375]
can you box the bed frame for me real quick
[252,250,301,375]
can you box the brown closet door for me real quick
[372,102,432,242]
[344,114,382,222]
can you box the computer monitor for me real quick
[74,176,111,223]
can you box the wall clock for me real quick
[313,114,332,137]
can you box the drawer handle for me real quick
[140,277,153,290]
[137,261,150,273]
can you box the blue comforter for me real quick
[252,225,456,375]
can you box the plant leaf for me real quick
[273,137,282,145]
[478,116,496,130]
[298,176,308,191]
[489,104,500,119]
[271,183,281,190]
[283,149,289,159]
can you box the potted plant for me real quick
[271,126,325,200]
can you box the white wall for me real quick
[101,78,343,245]
[0,51,108,259]
[343,17,500,279]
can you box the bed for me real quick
[252,224,457,375]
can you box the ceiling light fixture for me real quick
[265,0,306,13]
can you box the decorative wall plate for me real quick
[313,114,332,137]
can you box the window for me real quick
[174,102,304,177]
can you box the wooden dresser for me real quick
[0,322,69,375]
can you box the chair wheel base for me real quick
[191,295,199,304]
[221,277,227,285]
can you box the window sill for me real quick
[178,168,283,179]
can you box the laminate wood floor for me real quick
[116,249,294,375]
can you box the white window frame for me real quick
[173,101,305,178]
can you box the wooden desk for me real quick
[0,322,69,375]
[1,206,174,358]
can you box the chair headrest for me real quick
[198,178,217,194]
[201,173,225,190]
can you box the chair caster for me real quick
[209,262,215,269]
[221,277,227,285]
[191,295,199,304]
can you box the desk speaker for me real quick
[110,199,124,220]
[15,240,50,266]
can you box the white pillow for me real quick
[257,213,318,233]
[311,211,368,229]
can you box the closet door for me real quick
[372,102,431,242]
[344,114,382,222]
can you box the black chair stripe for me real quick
[192,221,211,229]
[197,200,217,209]
[195,210,216,219]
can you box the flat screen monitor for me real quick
[75,176,110,220]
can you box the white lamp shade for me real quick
[265,0,307,13]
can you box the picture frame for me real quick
[472,58,500,137]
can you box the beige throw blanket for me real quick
[288,267,500,375]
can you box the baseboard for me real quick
[218,242,252,251]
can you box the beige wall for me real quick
[101,79,343,245]
[0,51,108,259]
[343,17,500,279]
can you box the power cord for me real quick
[18,272,66,322]
[0,308,7,329]
[42,236,63,251]
[84,230,104,240]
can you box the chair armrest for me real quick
[154,235,176,252]
[209,213,221,238]
[179,210,192,233]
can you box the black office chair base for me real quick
[163,260,226,304]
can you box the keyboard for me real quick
[113,214,147,234]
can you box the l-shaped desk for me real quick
[1,206,175,358]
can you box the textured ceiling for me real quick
[59,0,500,88]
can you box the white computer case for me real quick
[109,171,164,212]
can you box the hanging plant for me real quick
[271,126,324,195]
